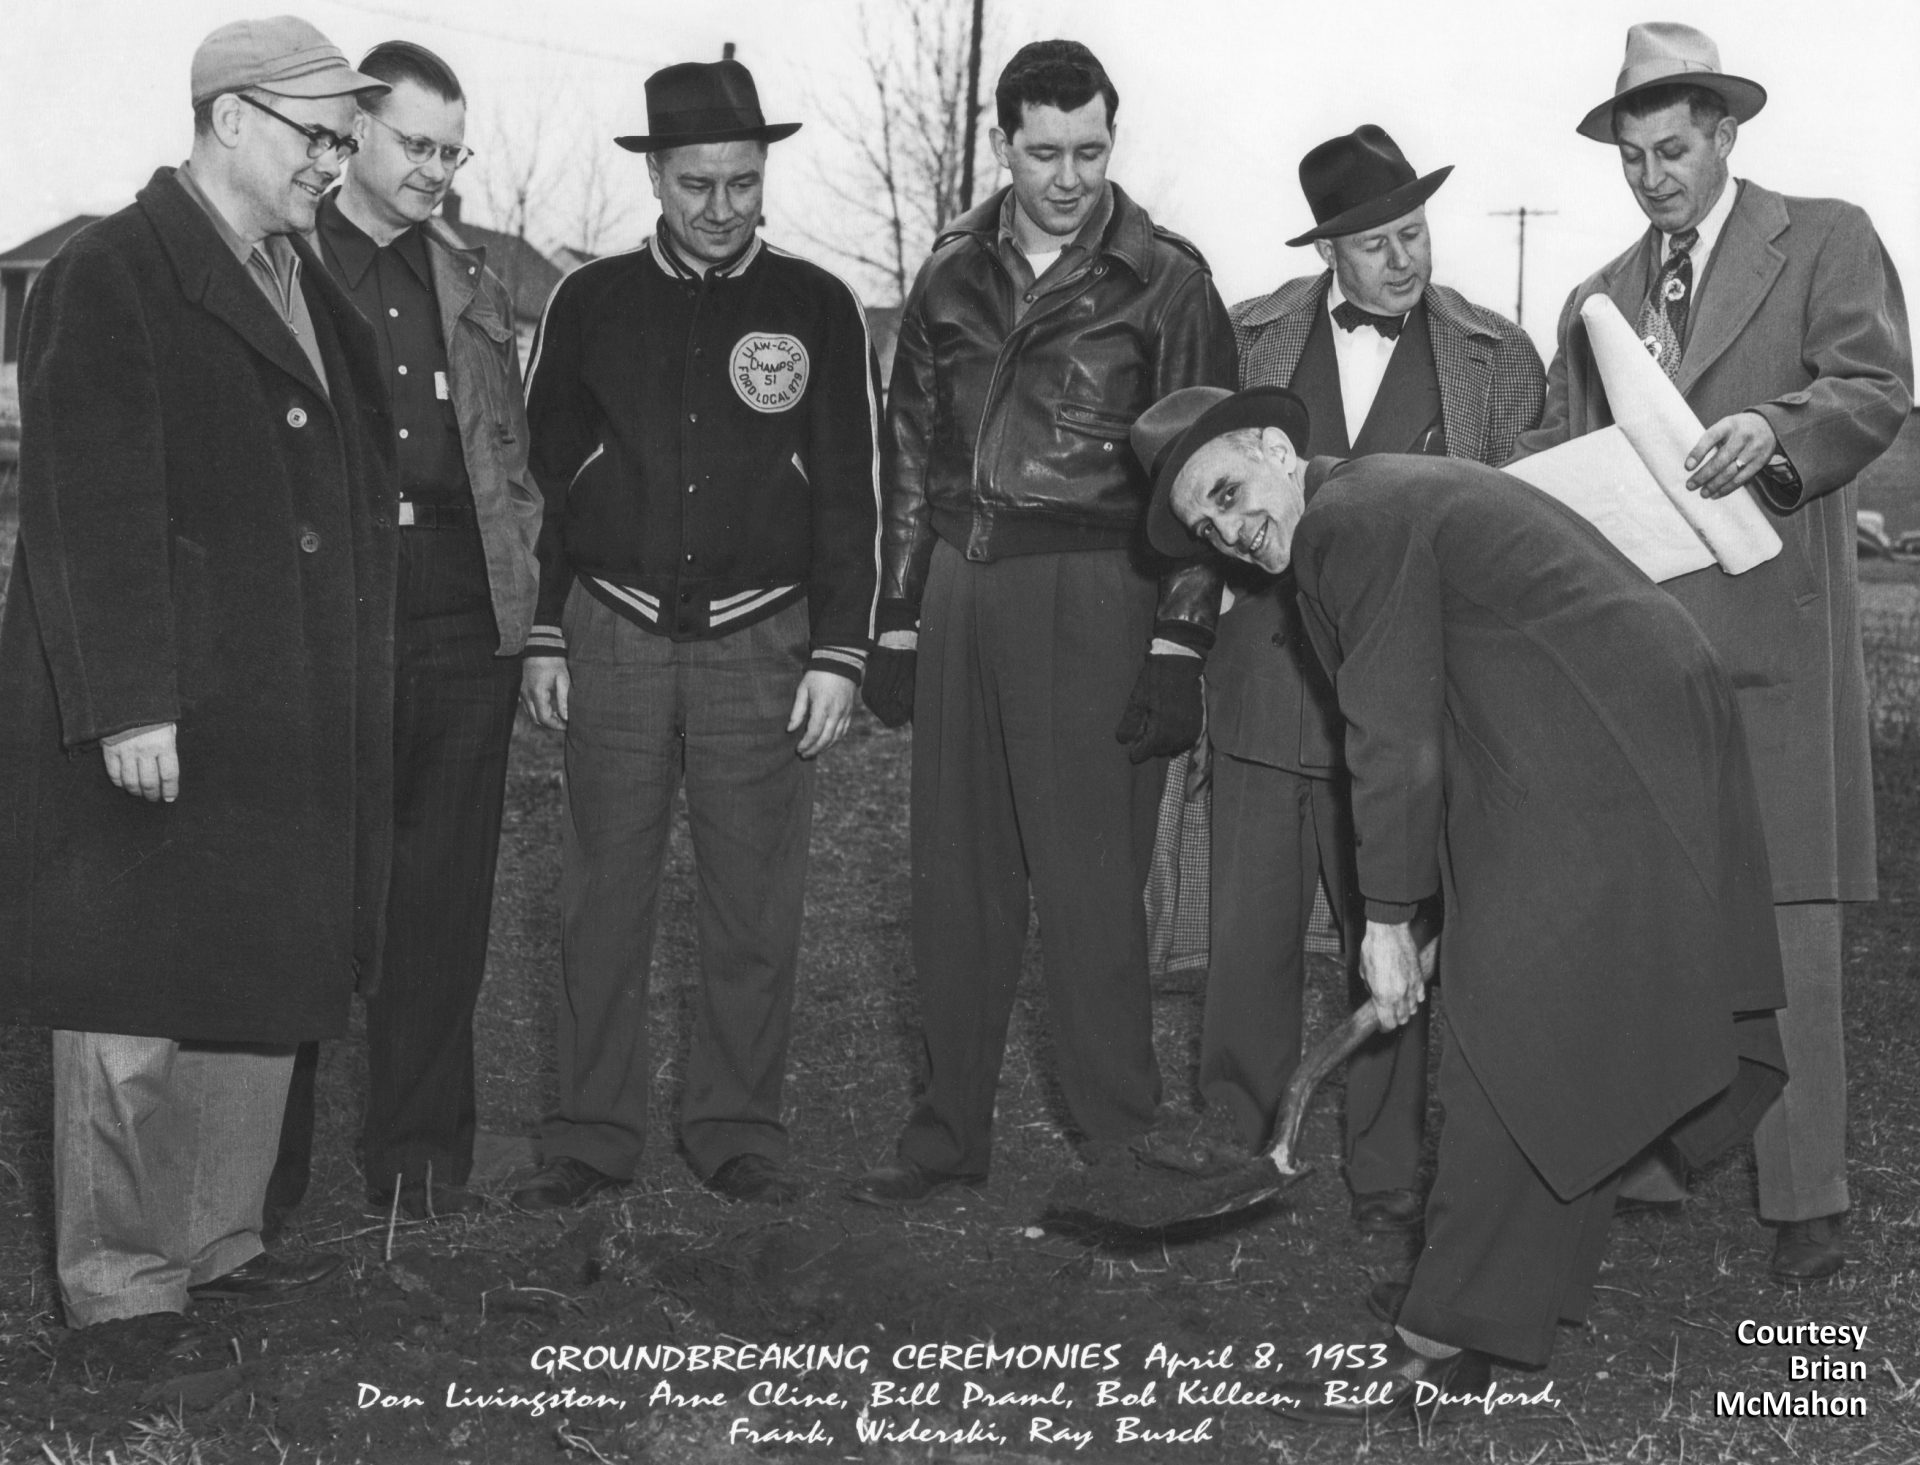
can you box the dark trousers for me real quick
[1202,752,1428,1186]
[897,542,1164,1177]
[536,591,813,1180]
[1399,1020,1619,1367]
[270,521,518,1203]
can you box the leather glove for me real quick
[862,645,917,728]
[1114,652,1205,763]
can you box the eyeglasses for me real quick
[365,112,475,170]
[238,92,359,159]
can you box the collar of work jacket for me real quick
[939,181,1164,287]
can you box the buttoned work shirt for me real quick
[995,184,1115,323]
[315,194,467,504]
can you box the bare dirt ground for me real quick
[0,501,1916,1461]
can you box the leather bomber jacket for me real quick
[880,185,1236,646]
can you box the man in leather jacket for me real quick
[852,39,1235,1204]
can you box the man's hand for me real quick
[101,722,179,803]
[790,670,857,758]
[1359,919,1431,1031]
[521,657,571,730]
[1684,411,1777,499]
[862,629,918,728]
[1114,650,1205,763]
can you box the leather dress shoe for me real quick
[1614,1194,1685,1219]
[366,1181,489,1222]
[1351,1188,1423,1234]
[1273,1332,1493,1426]
[188,1250,343,1302]
[846,1158,985,1207]
[511,1157,623,1212]
[707,1154,801,1205]
[1770,1215,1845,1284]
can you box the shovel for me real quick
[1038,911,1436,1246]
[1037,1003,1381,1246]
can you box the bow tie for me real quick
[1332,299,1406,340]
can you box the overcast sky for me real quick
[6,0,1916,358]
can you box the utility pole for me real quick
[959,0,986,211]
[1489,206,1557,328]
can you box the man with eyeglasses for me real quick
[264,40,541,1227]
[0,18,395,1342]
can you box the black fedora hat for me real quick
[615,59,801,153]
[1286,125,1452,247]
[1135,386,1312,560]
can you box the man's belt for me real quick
[398,500,473,529]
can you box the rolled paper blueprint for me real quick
[1579,293,1781,574]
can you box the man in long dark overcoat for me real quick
[0,17,396,1331]
[1135,384,1785,1420]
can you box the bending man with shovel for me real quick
[1133,384,1786,1422]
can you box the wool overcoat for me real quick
[1513,182,1912,902]
[1293,455,1785,1199]
[0,167,398,1043]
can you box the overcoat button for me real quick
[287,407,307,428]
[299,530,321,553]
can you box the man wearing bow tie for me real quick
[1512,23,1911,1284]
[1202,126,1543,1234]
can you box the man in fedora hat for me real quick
[1200,125,1543,1234]
[514,58,880,1210]
[1514,22,1912,1283]
[0,16,395,1334]
[1136,383,1784,1421]
[849,40,1235,1206]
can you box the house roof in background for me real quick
[0,216,103,269]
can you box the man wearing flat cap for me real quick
[0,16,396,1334]
[1201,126,1543,1234]
[1136,383,1784,1420]
[1513,22,1913,1283]
[515,59,880,1210]
[849,40,1235,1206]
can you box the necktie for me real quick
[1638,227,1698,379]
[1331,299,1405,341]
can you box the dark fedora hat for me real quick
[1135,386,1312,560]
[1286,125,1452,248]
[614,59,801,153]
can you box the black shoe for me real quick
[707,1154,801,1206]
[1367,1279,1409,1325]
[1614,1194,1685,1218]
[511,1157,623,1212]
[1770,1214,1845,1284]
[846,1159,985,1207]
[1351,1188,1423,1234]
[188,1250,343,1302]
[65,1311,212,1363]
[1272,1333,1493,1426]
[365,1181,489,1222]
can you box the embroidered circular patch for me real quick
[730,333,810,413]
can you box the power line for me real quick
[320,0,653,68]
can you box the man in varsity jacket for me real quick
[514,59,881,1210]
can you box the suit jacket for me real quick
[0,167,399,1043]
[1294,454,1782,1197]
[1212,274,1545,772]
[1513,181,1912,901]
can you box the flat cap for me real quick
[191,16,387,107]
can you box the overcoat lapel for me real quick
[139,169,332,405]
[1678,184,1789,395]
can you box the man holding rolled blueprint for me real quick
[1512,22,1913,1284]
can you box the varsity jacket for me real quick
[525,227,882,680]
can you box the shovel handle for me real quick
[1263,1004,1382,1177]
